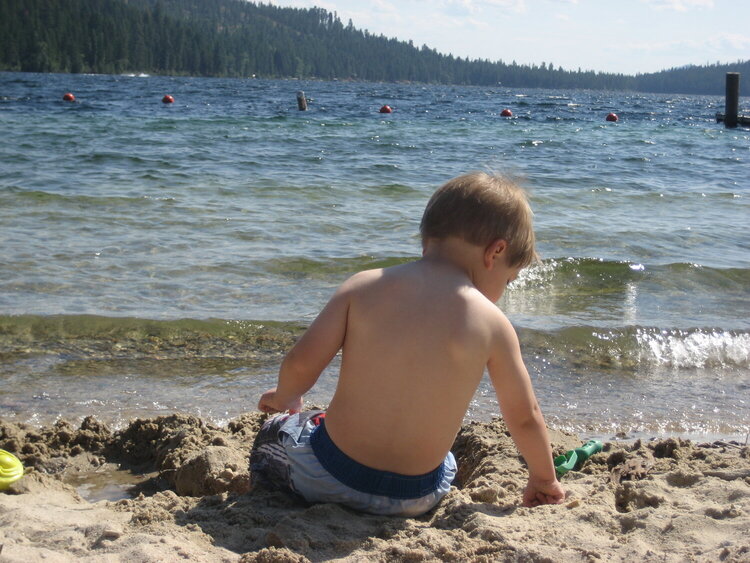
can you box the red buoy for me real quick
[500,108,513,117]
[379,105,392,114]
[606,112,618,122]
[62,93,75,102]
[162,94,175,104]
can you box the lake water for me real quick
[1,71,748,442]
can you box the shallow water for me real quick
[65,465,158,503]
[1,72,748,441]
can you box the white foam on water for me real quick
[636,328,750,369]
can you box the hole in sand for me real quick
[64,464,159,502]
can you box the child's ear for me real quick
[484,239,508,269]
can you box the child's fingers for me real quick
[259,402,279,414]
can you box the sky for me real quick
[264,0,750,75]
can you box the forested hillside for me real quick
[0,0,747,94]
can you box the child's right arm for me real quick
[257,273,361,414]
[487,311,565,507]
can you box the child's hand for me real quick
[258,387,303,414]
[522,477,565,507]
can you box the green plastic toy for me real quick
[0,449,24,490]
[554,439,603,477]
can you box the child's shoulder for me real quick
[345,261,417,286]
[344,267,384,287]
[333,268,386,299]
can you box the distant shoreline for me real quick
[2,0,748,96]
[5,69,750,101]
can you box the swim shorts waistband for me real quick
[309,418,446,499]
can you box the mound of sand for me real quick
[1,414,748,562]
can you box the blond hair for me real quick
[419,172,538,268]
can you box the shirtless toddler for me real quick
[251,172,565,516]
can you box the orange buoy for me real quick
[606,112,618,122]
[62,93,75,102]
[162,94,175,104]
[500,108,513,117]
[379,105,392,114]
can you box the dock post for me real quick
[297,91,308,111]
[725,73,739,128]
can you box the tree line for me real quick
[1,0,747,95]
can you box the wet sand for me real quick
[1,413,749,562]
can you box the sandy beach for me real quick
[1,413,748,562]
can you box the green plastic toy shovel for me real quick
[554,439,603,477]
[0,449,24,490]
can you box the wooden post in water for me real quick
[297,90,308,111]
[725,72,739,128]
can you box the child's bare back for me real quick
[253,172,564,516]
[325,246,519,475]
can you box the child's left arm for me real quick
[258,276,356,414]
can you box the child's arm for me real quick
[258,276,354,414]
[487,312,565,507]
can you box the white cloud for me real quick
[408,0,527,15]
[640,0,714,11]
[720,32,750,51]
[478,0,527,9]
[620,32,749,72]
[263,0,749,74]
[627,32,750,53]
[337,0,499,43]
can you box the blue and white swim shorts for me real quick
[249,411,456,517]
